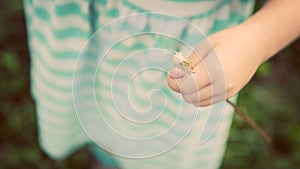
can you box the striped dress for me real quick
[23,0,255,169]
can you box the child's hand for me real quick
[167,25,262,107]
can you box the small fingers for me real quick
[189,38,214,67]
[167,74,199,94]
[193,94,227,107]
[182,82,226,105]
[182,84,211,104]
[167,37,217,102]
[168,61,211,94]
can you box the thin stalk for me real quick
[226,99,272,144]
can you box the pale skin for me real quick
[167,0,300,107]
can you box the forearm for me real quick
[241,0,300,63]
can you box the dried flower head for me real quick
[173,52,194,75]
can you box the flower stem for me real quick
[226,99,272,144]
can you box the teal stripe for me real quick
[38,121,81,137]
[104,8,120,18]
[122,0,146,13]
[33,30,86,59]
[36,75,81,93]
[96,70,129,83]
[34,26,88,40]
[23,2,33,28]
[121,118,185,134]
[37,95,73,114]
[38,124,81,138]
[31,49,74,76]
[34,3,89,22]
[189,0,230,20]
[54,27,88,39]
[55,2,88,19]
[33,81,73,106]
[39,130,85,145]
[97,112,192,138]
[23,0,32,5]
[33,67,110,95]
[95,99,178,129]
[100,57,139,71]
[208,11,248,34]
[95,0,107,6]
[38,101,74,118]
[38,119,80,134]
[240,0,254,5]
[37,100,74,118]
[90,146,119,168]
[37,112,82,131]
[34,6,50,22]
[93,80,183,121]
[130,89,157,108]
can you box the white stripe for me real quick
[33,70,73,102]
[32,58,73,87]
[37,107,77,126]
[32,18,88,51]
[127,0,221,17]
[32,38,78,71]
[51,14,90,31]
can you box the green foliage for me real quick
[0,1,94,169]
[222,1,300,168]
[222,39,300,169]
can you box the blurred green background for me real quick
[0,1,299,169]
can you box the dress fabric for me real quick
[23,0,255,169]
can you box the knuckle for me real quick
[226,81,234,90]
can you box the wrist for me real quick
[237,21,268,66]
[241,0,300,64]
